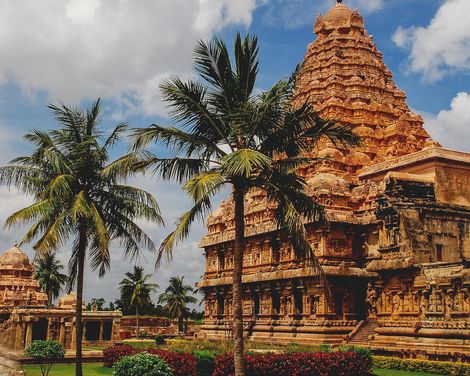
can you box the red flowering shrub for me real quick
[103,344,136,367]
[146,349,197,376]
[213,351,372,376]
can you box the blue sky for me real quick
[0,0,469,308]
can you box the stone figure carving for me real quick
[366,283,377,316]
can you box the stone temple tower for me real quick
[198,1,470,360]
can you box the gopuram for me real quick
[0,244,121,352]
[198,0,470,361]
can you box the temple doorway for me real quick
[252,293,260,317]
[85,321,101,341]
[334,293,343,320]
[32,318,48,341]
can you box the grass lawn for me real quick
[20,363,440,376]
[373,369,439,376]
[20,363,112,376]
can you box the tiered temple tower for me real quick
[198,1,470,360]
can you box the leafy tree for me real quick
[119,265,158,335]
[158,276,197,335]
[25,340,65,376]
[132,33,359,375]
[0,99,163,376]
[33,252,68,305]
[86,297,105,311]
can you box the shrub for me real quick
[319,344,332,353]
[147,349,197,376]
[138,329,148,338]
[194,350,215,376]
[212,351,372,376]
[24,340,65,376]
[155,334,166,345]
[373,356,470,376]
[113,352,173,376]
[103,344,136,367]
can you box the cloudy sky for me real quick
[0,0,469,308]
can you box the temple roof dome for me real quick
[315,2,365,31]
[307,173,350,195]
[0,244,32,270]
[324,3,354,23]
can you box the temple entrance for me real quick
[293,288,303,315]
[334,293,343,320]
[32,318,48,341]
[272,291,281,314]
[252,293,260,317]
[102,320,113,341]
[85,321,101,341]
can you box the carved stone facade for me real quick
[198,1,470,360]
[0,245,121,352]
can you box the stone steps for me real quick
[348,318,378,345]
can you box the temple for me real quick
[0,244,121,352]
[198,1,470,361]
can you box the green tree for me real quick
[86,297,105,311]
[33,252,68,305]
[0,99,163,376]
[158,276,197,336]
[25,340,65,376]
[119,266,158,335]
[132,34,359,375]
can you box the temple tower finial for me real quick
[337,0,343,3]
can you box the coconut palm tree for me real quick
[119,266,158,336]
[33,252,69,306]
[131,34,360,375]
[0,99,163,376]
[159,276,197,336]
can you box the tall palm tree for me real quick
[159,276,197,336]
[119,266,158,336]
[132,34,359,375]
[0,99,163,376]
[33,252,69,306]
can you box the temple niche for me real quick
[198,0,470,361]
[0,244,121,352]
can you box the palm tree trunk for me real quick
[232,184,245,376]
[75,229,86,376]
[136,306,139,337]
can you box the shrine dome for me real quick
[0,244,33,271]
[323,2,354,23]
[307,173,350,195]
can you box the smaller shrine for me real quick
[0,244,121,352]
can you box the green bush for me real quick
[138,329,148,339]
[25,340,65,376]
[155,334,166,345]
[373,355,470,376]
[194,350,215,376]
[319,344,332,353]
[338,345,372,360]
[113,352,173,376]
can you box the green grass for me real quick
[20,363,112,376]
[374,368,439,376]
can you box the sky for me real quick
[0,0,469,309]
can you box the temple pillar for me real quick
[46,318,53,340]
[14,321,25,351]
[59,320,66,346]
[99,320,104,341]
[25,322,33,348]
[70,321,76,350]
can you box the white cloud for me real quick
[0,0,260,116]
[262,0,383,30]
[423,92,470,152]
[393,0,470,81]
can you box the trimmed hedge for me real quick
[374,356,470,376]
[103,344,136,367]
[104,345,197,376]
[212,351,372,376]
[113,352,173,376]
[146,349,197,376]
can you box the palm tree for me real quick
[132,34,359,375]
[159,276,197,336]
[0,99,163,376]
[33,252,69,306]
[119,266,158,336]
